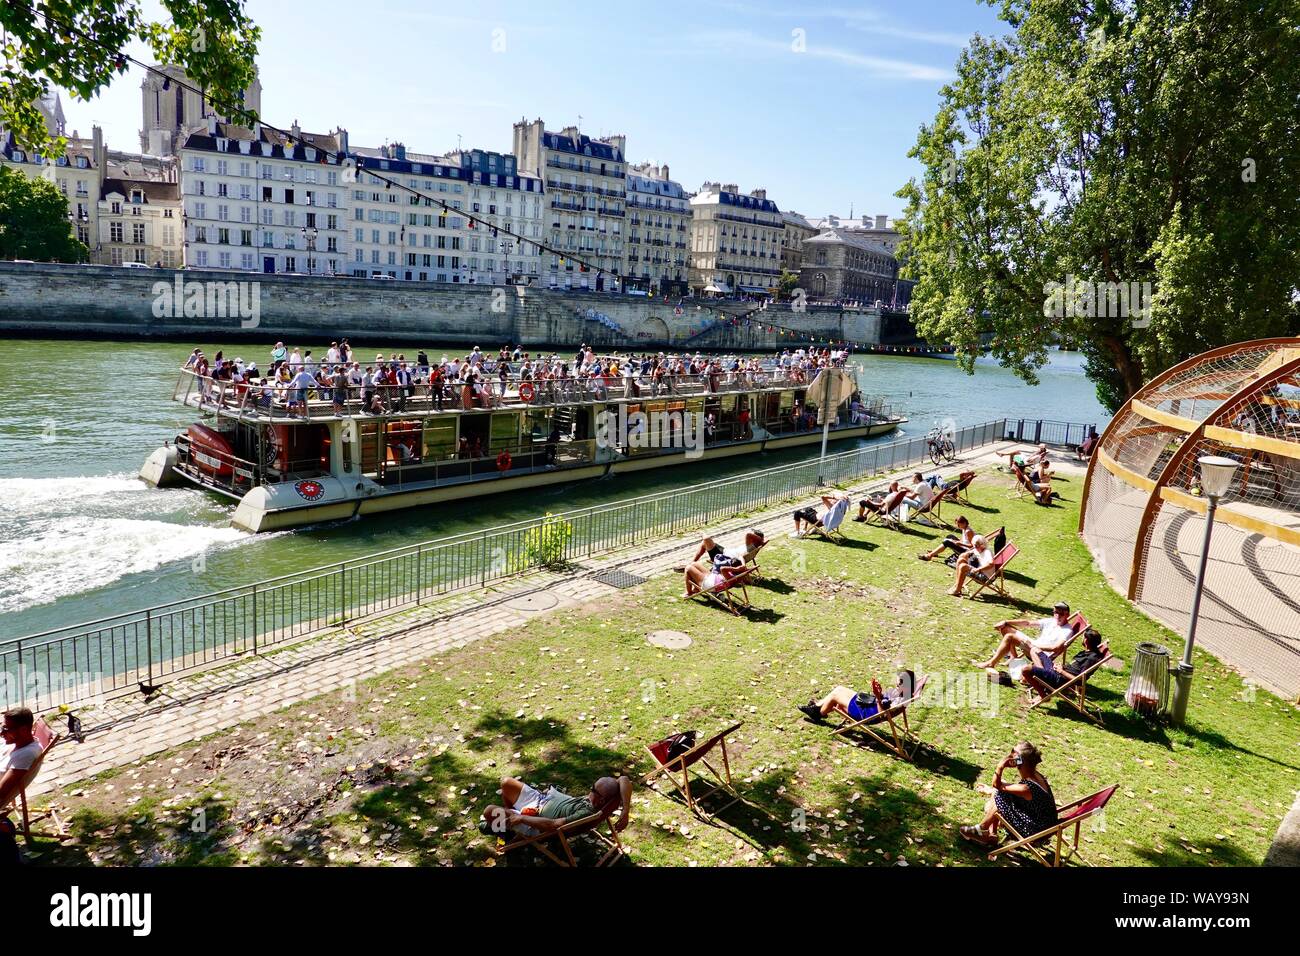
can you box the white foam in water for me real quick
[0,516,248,614]
[0,474,150,516]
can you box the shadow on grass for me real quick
[41,798,240,867]
[749,577,796,595]
[1133,839,1259,867]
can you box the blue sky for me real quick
[59,0,1008,219]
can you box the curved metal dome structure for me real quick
[1079,337,1300,700]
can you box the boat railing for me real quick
[4,419,1043,713]
[170,364,885,424]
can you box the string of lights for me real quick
[15,1,932,353]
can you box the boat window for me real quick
[491,412,521,452]
[423,417,456,460]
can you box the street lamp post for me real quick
[1168,454,1239,725]
[301,226,318,276]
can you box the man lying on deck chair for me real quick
[1021,628,1106,697]
[972,602,1074,675]
[797,671,917,724]
[792,492,850,537]
[854,481,907,522]
[481,774,633,838]
[689,530,766,570]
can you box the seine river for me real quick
[0,337,1108,639]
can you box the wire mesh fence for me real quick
[1,419,1024,712]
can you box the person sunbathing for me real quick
[798,671,917,724]
[949,534,996,596]
[481,774,632,839]
[1021,627,1106,696]
[792,492,849,536]
[959,741,1057,848]
[684,530,766,593]
[972,602,1075,673]
[690,530,766,568]
[854,482,907,522]
[897,472,934,522]
[919,514,973,561]
[1013,460,1055,505]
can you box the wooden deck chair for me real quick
[908,485,955,530]
[687,565,755,615]
[832,675,930,761]
[988,784,1118,867]
[1027,646,1114,723]
[861,493,903,530]
[949,471,977,506]
[3,718,71,845]
[643,721,744,819]
[498,805,626,867]
[741,538,769,580]
[1046,613,1090,663]
[805,495,851,543]
[967,543,1020,601]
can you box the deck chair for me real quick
[832,675,930,761]
[908,485,955,530]
[967,543,1020,601]
[643,721,744,819]
[1046,613,1090,663]
[988,784,1118,867]
[860,489,906,530]
[2,718,71,845]
[949,471,977,506]
[1027,646,1114,723]
[741,538,769,580]
[688,565,755,615]
[804,495,851,543]
[498,804,626,867]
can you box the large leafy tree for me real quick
[896,0,1300,412]
[0,164,88,260]
[1,0,260,158]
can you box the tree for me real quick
[775,269,800,302]
[1,0,260,158]
[896,0,1300,413]
[0,165,88,261]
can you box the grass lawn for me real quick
[38,472,1300,867]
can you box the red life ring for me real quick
[518,381,535,403]
[496,451,513,472]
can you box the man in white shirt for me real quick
[898,472,934,522]
[973,602,1076,671]
[1,707,42,861]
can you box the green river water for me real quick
[0,338,1108,639]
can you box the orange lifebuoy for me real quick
[497,451,512,472]
[518,381,535,403]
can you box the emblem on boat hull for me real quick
[294,479,326,502]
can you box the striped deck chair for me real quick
[687,565,755,615]
[831,675,930,761]
[643,721,744,819]
[805,495,851,543]
[967,543,1020,601]
[988,785,1118,867]
[1027,645,1114,724]
[498,804,626,867]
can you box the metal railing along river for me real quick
[0,417,1064,712]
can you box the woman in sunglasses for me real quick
[959,740,1057,847]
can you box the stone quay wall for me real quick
[0,262,882,351]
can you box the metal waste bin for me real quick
[1126,642,1171,716]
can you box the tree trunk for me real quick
[1101,333,1145,402]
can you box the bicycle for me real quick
[927,427,957,465]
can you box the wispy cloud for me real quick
[686,29,954,82]
[708,1,970,49]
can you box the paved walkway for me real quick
[31,441,1073,796]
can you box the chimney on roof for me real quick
[751,188,767,200]
[876,214,888,229]
[393,142,406,161]
[291,119,301,140]
[207,115,217,135]
[661,163,669,180]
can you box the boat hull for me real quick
[166,418,902,532]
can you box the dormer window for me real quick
[305,148,317,162]
[56,156,68,166]
[131,190,144,204]
[216,138,228,152]
[11,150,23,162]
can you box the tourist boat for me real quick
[141,360,906,532]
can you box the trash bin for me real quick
[1126,642,1171,716]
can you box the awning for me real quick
[738,285,769,294]
[704,283,730,294]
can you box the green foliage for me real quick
[775,269,800,302]
[0,0,261,158]
[0,165,87,261]
[520,513,573,569]
[897,0,1300,412]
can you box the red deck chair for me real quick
[949,471,977,506]
[1027,645,1114,724]
[908,485,955,530]
[988,784,1118,867]
[3,718,71,845]
[1047,613,1090,663]
[967,543,1020,601]
[498,801,626,867]
[741,538,769,580]
[832,675,930,761]
[644,722,744,818]
[687,565,756,615]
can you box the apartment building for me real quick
[625,162,691,296]
[688,182,784,297]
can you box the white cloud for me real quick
[686,29,954,82]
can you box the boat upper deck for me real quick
[172,364,903,426]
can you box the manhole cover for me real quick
[504,593,560,613]
[593,569,648,589]
[647,630,692,650]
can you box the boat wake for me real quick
[0,515,248,615]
